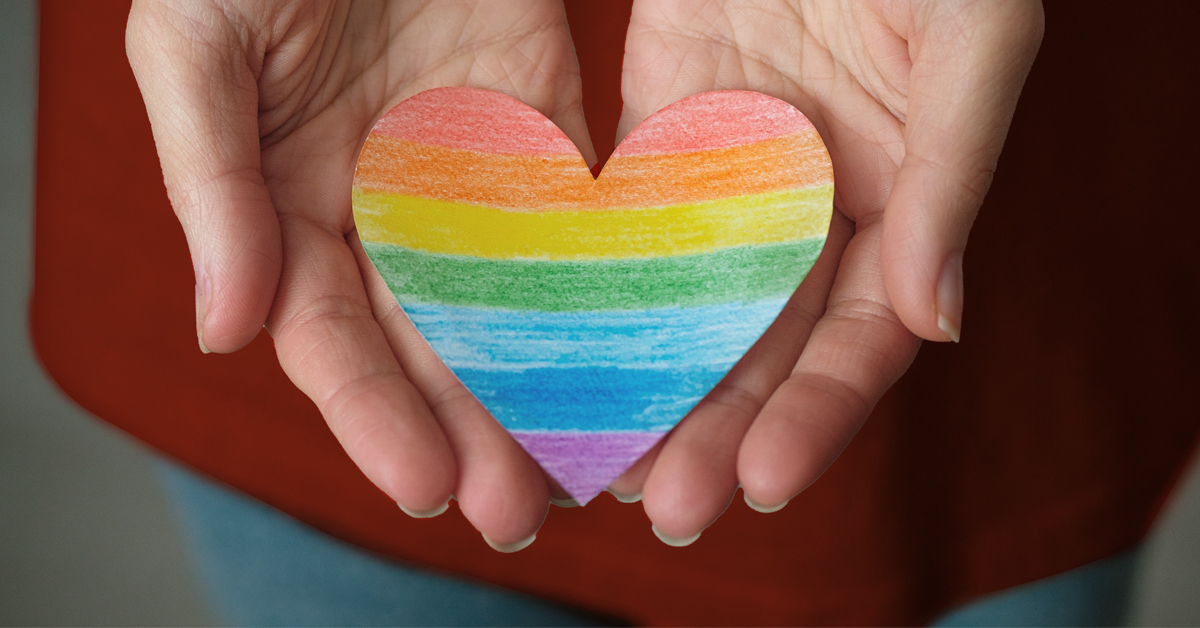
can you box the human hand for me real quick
[125,0,597,550]
[605,0,1044,544]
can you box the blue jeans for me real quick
[156,462,1138,627]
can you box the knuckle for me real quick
[700,379,765,419]
[819,296,919,389]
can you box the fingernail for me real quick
[936,254,963,343]
[549,496,579,508]
[606,488,642,504]
[397,499,450,519]
[482,532,537,553]
[652,524,701,547]
[744,493,789,513]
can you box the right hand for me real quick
[126,0,597,551]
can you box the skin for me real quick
[607,0,1045,542]
[125,0,1043,549]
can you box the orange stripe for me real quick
[596,130,831,208]
[354,129,832,211]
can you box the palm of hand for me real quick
[128,0,1042,547]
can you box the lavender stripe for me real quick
[509,431,668,505]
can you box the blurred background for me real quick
[1,1,1197,624]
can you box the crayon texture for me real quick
[354,88,832,503]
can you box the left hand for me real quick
[605,0,1044,544]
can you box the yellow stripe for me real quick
[353,184,833,260]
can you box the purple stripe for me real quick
[510,431,669,505]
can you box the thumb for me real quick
[881,0,1044,342]
[126,1,281,353]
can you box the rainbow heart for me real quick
[353,88,832,504]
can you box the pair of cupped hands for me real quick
[126,0,1042,550]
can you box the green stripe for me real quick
[364,238,824,312]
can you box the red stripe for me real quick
[370,87,580,155]
[613,91,815,156]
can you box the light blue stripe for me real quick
[401,298,789,370]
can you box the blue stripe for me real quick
[402,298,788,370]
[455,366,728,431]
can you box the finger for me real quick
[641,210,851,542]
[266,219,456,515]
[606,440,662,503]
[126,1,281,352]
[350,234,549,549]
[880,0,1044,342]
[739,219,922,509]
[545,472,579,508]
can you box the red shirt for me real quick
[32,1,1200,624]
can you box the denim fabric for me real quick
[158,461,1138,627]
[930,547,1140,626]
[155,462,612,627]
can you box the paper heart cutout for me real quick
[353,88,832,504]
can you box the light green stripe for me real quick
[364,238,824,312]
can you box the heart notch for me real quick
[353,88,832,504]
